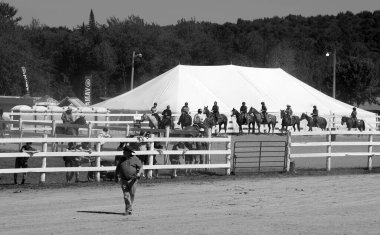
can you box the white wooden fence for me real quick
[0,135,231,183]
[287,130,380,171]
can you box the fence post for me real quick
[225,138,231,175]
[326,133,332,171]
[164,126,170,165]
[18,117,23,150]
[207,128,212,165]
[126,124,130,137]
[87,122,92,138]
[10,110,14,131]
[40,134,48,183]
[147,134,155,179]
[368,133,373,171]
[286,131,291,172]
[105,110,110,128]
[95,142,101,182]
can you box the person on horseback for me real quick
[261,102,268,123]
[240,102,247,124]
[181,102,190,114]
[351,107,358,127]
[212,101,220,124]
[193,108,205,129]
[162,105,172,119]
[61,107,74,124]
[151,102,158,114]
[312,105,319,126]
[285,105,293,120]
[150,103,161,123]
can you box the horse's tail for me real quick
[363,121,365,131]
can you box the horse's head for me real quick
[75,116,87,125]
[231,108,237,117]
[141,113,148,121]
[341,116,347,125]
[203,106,210,116]
[300,113,306,120]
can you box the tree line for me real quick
[0,2,379,107]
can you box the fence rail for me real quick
[0,135,232,183]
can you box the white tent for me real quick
[93,65,375,124]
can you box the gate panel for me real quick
[232,141,286,174]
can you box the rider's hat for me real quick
[185,102,188,105]
[353,107,356,110]
[242,102,245,105]
[261,102,265,104]
[313,105,316,108]
[198,108,202,113]
[287,104,291,107]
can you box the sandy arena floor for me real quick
[1,174,380,235]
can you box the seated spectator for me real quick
[97,127,112,150]
[80,142,94,182]
[14,142,38,185]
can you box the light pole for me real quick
[131,51,142,90]
[326,49,336,99]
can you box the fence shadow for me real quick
[77,210,124,215]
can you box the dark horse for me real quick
[341,116,365,131]
[231,108,255,134]
[177,112,192,129]
[203,106,228,133]
[141,113,174,129]
[300,113,327,131]
[280,110,301,133]
[248,107,277,134]
[56,116,87,136]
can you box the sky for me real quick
[6,0,380,28]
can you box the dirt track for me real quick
[1,174,380,235]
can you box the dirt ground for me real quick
[1,174,380,235]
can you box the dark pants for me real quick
[120,178,138,213]
[14,158,28,184]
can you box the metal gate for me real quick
[232,141,287,174]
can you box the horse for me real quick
[248,107,277,134]
[56,116,87,136]
[231,108,254,134]
[300,113,327,131]
[141,113,174,129]
[280,110,301,133]
[177,112,192,129]
[203,106,228,134]
[341,116,365,131]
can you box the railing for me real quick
[0,135,231,183]
[286,130,380,172]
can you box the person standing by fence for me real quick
[63,142,80,183]
[115,145,143,216]
[14,142,38,185]
[171,142,188,178]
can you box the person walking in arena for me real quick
[162,105,172,119]
[115,145,144,216]
[240,102,247,124]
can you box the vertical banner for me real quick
[21,66,30,96]
[84,75,92,106]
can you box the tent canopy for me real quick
[93,65,374,118]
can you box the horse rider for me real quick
[312,105,319,126]
[162,105,172,119]
[261,102,268,123]
[212,101,220,123]
[240,102,247,124]
[61,107,74,124]
[181,102,190,114]
[285,105,293,120]
[351,107,358,127]
[193,108,205,129]
[151,102,157,113]
[150,103,161,122]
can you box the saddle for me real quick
[261,114,270,124]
